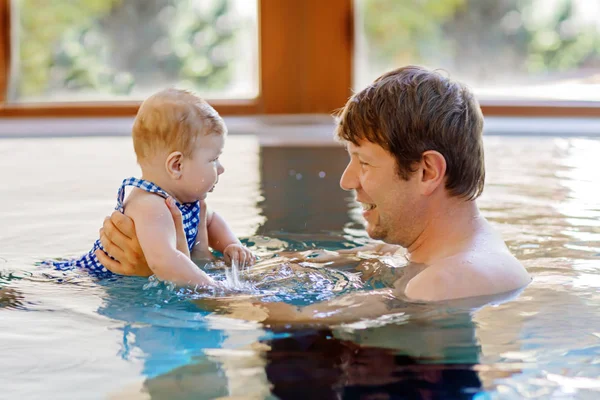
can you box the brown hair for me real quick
[132,88,226,162]
[336,65,485,200]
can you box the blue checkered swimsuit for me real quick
[49,177,201,277]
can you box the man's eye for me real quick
[359,161,369,166]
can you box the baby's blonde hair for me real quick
[132,88,226,162]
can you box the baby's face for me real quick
[178,133,225,203]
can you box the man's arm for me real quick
[279,242,402,266]
[195,289,401,325]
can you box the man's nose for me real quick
[217,160,225,175]
[340,162,358,191]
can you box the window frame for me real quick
[1,0,599,118]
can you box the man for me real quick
[97,66,530,324]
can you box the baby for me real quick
[50,88,254,287]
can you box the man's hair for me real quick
[336,65,485,200]
[132,88,226,162]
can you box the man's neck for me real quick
[406,199,483,265]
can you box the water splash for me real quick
[142,274,161,291]
[221,259,256,292]
[142,259,257,295]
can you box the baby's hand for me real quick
[223,243,256,267]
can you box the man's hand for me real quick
[223,243,255,267]
[96,197,189,276]
[95,210,150,276]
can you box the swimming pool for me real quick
[1,131,600,399]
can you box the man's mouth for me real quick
[361,203,376,211]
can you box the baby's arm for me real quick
[191,204,254,266]
[125,194,216,287]
[205,208,239,252]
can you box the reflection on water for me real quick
[1,135,600,398]
[144,327,485,400]
[258,146,351,234]
[263,328,483,400]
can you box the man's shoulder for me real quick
[404,247,530,302]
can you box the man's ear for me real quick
[165,151,184,179]
[419,150,446,196]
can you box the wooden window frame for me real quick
[1,0,600,118]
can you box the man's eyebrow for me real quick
[344,143,368,159]
[351,150,370,158]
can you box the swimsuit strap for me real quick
[115,177,173,212]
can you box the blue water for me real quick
[2,136,600,399]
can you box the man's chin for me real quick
[365,225,386,241]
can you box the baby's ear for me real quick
[165,151,184,179]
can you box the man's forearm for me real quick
[196,289,398,325]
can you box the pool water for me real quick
[1,135,600,399]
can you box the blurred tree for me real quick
[362,0,466,67]
[17,0,122,97]
[445,0,600,83]
[361,0,600,85]
[14,0,239,100]
[520,0,600,74]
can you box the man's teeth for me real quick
[361,203,375,211]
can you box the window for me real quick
[2,0,597,117]
[355,0,600,102]
[9,0,258,102]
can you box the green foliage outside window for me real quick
[361,0,600,84]
[14,0,238,100]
